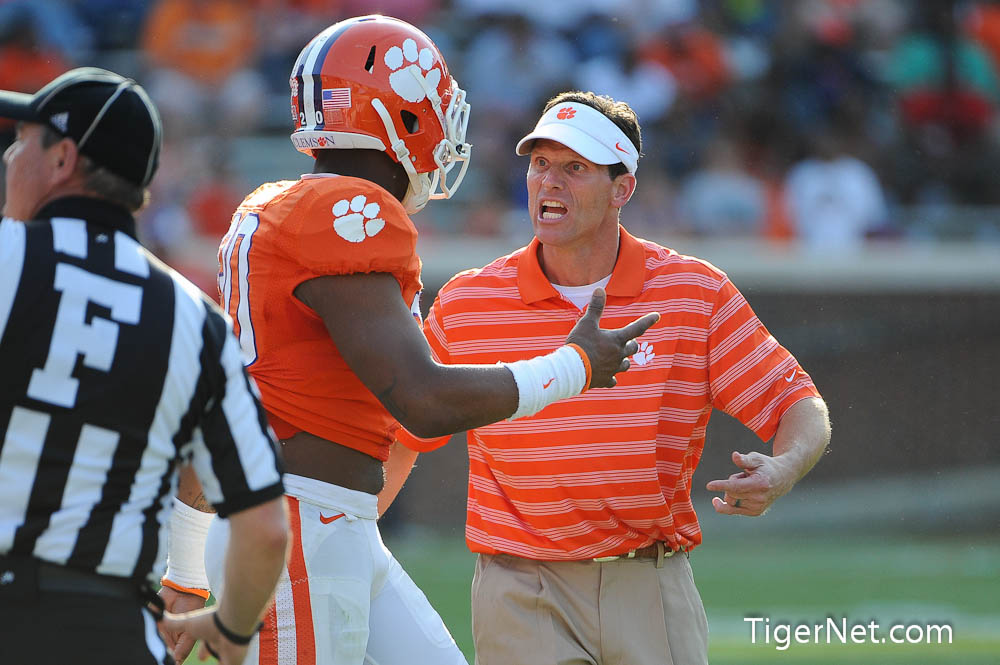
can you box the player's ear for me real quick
[611,172,636,209]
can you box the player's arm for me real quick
[295,272,659,438]
[160,321,288,663]
[706,397,831,516]
[159,465,215,659]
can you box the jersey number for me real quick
[218,212,260,366]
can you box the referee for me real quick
[0,68,288,665]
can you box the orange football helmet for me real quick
[290,15,471,213]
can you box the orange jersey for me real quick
[397,227,820,557]
[218,174,422,461]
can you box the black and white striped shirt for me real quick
[0,197,284,584]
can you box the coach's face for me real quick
[3,122,69,220]
[526,139,634,251]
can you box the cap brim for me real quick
[0,90,38,122]
[515,123,620,165]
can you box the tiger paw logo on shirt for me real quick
[632,341,655,366]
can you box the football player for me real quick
[159,15,658,665]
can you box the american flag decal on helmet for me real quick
[322,88,351,109]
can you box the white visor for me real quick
[515,101,638,173]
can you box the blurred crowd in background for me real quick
[2,0,1000,292]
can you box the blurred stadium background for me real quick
[1,0,996,663]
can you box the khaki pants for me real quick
[472,552,709,665]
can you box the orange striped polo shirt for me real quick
[396,227,820,559]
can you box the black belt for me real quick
[0,555,139,599]
[37,561,138,599]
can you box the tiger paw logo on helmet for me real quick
[384,38,441,104]
[332,195,385,243]
[289,16,472,213]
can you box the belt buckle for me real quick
[594,543,675,565]
[593,548,638,562]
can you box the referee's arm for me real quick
[160,495,288,664]
[162,316,288,663]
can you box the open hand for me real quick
[706,450,797,517]
[565,288,660,389]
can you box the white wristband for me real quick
[163,497,214,590]
[502,345,589,420]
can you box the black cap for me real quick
[0,67,161,187]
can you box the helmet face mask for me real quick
[290,15,471,213]
[431,83,470,200]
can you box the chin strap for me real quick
[370,64,472,214]
[371,96,431,214]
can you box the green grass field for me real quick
[384,531,1000,665]
[183,532,999,665]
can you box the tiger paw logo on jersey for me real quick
[632,341,655,366]
[332,195,386,243]
[556,107,577,120]
[384,38,441,103]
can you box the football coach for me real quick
[0,67,288,665]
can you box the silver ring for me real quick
[732,499,742,508]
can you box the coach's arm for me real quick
[378,441,419,516]
[706,397,831,516]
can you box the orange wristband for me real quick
[160,577,210,599]
[566,343,592,390]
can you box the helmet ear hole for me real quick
[364,45,376,74]
[400,110,419,134]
